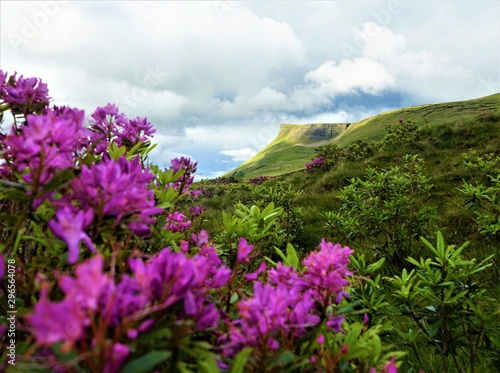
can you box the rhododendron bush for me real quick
[0,71,403,372]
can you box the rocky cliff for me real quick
[277,123,348,143]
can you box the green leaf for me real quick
[276,351,296,366]
[121,351,171,373]
[365,257,386,273]
[197,352,221,373]
[41,168,75,193]
[286,243,299,269]
[230,292,239,304]
[273,246,288,264]
[230,347,253,373]
[264,256,278,267]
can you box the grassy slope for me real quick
[227,123,347,179]
[227,94,500,179]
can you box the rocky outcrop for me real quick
[277,123,348,143]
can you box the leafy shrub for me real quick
[305,144,346,173]
[323,154,437,268]
[344,139,381,161]
[382,119,419,148]
[386,232,496,373]
[459,151,500,238]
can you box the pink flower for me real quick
[26,288,86,347]
[48,207,95,264]
[244,261,266,281]
[237,237,254,264]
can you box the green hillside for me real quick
[192,92,500,373]
[227,94,500,179]
[227,123,347,179]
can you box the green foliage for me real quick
[323,154,437,267]
[460,150,500,237]
[252,183,303,247]
[320,322,405,373]
[315,143,346,170]
[265,243,301,270]
[344,139,381,161]
[461,174,500,236]
[213,201,283,268]
[386,232,496,373]
[382,120,419,148]
[350,255,389,317]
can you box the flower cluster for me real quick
[223,241,354,360]
[168,157,200,195]
[130,246,231,329]
[82,157,159,224]
[305,156,326,173]
[88,104,155,154]
[27,246,232,371]
[165,211,192,233]
[0,70,50,115]
[2,108,86,203]
[248,176,270,185]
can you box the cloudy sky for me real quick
[1,1,499,178]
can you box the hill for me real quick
[226,93,500,179]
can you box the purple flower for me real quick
[0,69,7,95]
[103,343,130,373]
[48,207,96,264]
[130,248,226,330]
[196,229,209,246]
[237,237,254,264]
[2,72,50,114]
[326,315,345,333]
[224,280,318,358]
[317,334,325,345]
[244,261,266,281]
[26,288,86,347]
[115,116,156,147]
[382,358,399,373]
[167,157,198,195]
[196,303,220,330]
[59,255,109,310]
[189,205,205,217]
[3,108,86,205]
[302,240,353,306]
[103,276,148,326]
[363,313,370,326]
[67,156,162,235]
[268,262,307,290]
[165,211,191,233]
[88,103,128,154]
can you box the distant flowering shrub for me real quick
[305,156,327,172]
[0,70,403,372]
[248,175,270,185]
[305,144,346,173]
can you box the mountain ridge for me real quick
[226,93,500,179]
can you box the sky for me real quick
[1,1,499,178]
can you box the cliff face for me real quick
[277,123,348,143]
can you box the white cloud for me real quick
[305,57,395,96]
[220,148,258,162]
